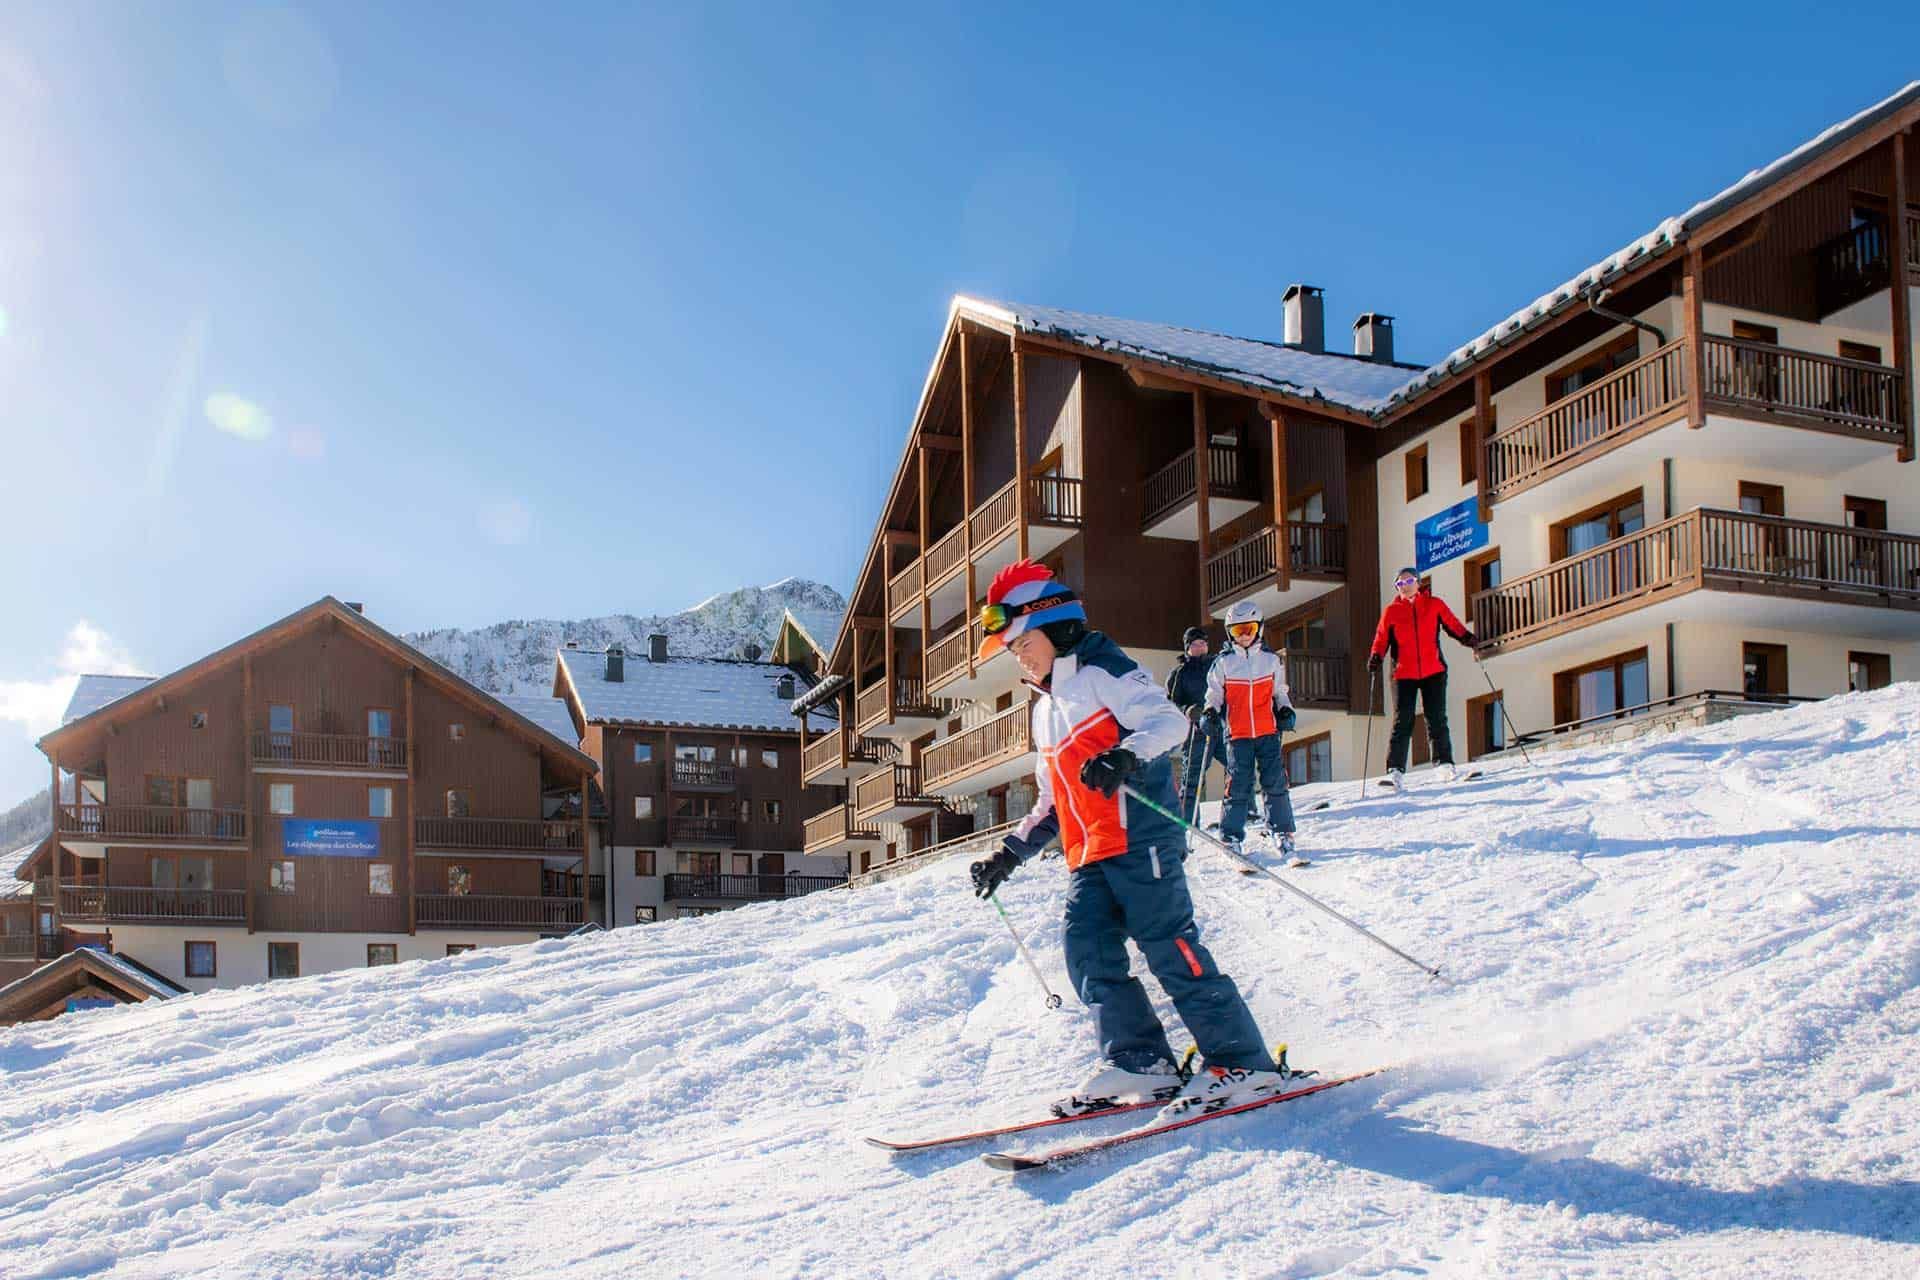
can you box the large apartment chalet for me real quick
[11,597,602,999]
[796,84,1920,877]
[553,635,846,923]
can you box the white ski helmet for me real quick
[1224,599,1263,629]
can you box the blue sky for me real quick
[2,0,1917,803]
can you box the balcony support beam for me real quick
[581,773,590,927]
[47,749,60,944]
[1891,130,1914,463]
[918,446,933,675]
[1013,347,1030,561]
[961,328,977,681]
[1473,370,1494,522]
[1683,247,1706,429]
[1192,390,1213,620]
[1263,404,1292,595]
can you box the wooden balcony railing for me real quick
[926,622,978,690]
[888,552,921,618]
[924,522,968,585]
[1205,523,1345,605]
[1701,336,1904,441]
[415,894,582,930]
[970,478,1019,545]
[923,702,1032,791]
[1207,526,1275,603]
[801,726,880,780]
[1030,474,1083,525]
[1279,650,1350,710]
[1813,218,1892,315]
[59,884,246,923]
[540,870,607,900]
[670,759,737,790]
[415,816,583,852]
[0,934,35,959]
[1472,508,1920,652]
[856,678,945,730]
[669,815,738,846]
[854,763,937,818]
[249,731,406,770]
[802,802,878,853]
[1485,340,1688,500]
[33,875,56,904]
[663,873,846,902]
[57,804,247,842]
[1286,521,1347,576]
[1143,443,1248,528]
[855,680,888,728]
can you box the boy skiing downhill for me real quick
[1367,567,1476,789]
[966,561,1290,1120]
[1204,600,1298,859]
[1164,625,1224,822]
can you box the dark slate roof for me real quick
[62,674,158,724]
[496,694,580,746]
[557,649,836,733]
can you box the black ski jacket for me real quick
[1164,653,1213,713]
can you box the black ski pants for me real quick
[1387,671,1453,771]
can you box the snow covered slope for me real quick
[3,687,1918,1278]
[403,579,845,695]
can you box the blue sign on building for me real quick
[1414,497,1490,574]
[282,819,381,857]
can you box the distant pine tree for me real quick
[0,787,50,852]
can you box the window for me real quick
[446,943,476,956]
[1545,333,1640,404]
[761,748,779,770]
[367,944,399,967]
[632,741,651,763]
[151,858,175,890]
[1843,496,1888,531]
[1553,648,1651,725]
[269,860,296,893]
[369,864,394,896]
[763,800,783,824]
[184,940,216,979]
[1738,481,1784,518]
[1282,733,1334,786]
[1467,689,1507,761]
[731,746,750,767]
[446,790,472,818]
[1742,642,1789,701]
[447,865,472,896]
[1838,340,1883,364]
[675,743,717,763]
[1848,651,1891,693]
[633,796,654,820]
[146,775,175,808]
[367,708,393,739]
[268,704,295,757]
[449,723,466,742]
[269,783,295,815]
[732,853,752,876]
[634,850,655,877]
[1731,320,1778,344]
[186,779,212,811]
[1404,444,1429,501]
[368,786,394,818]
[1458,418,1478,486]
[1463,546,1502,595]
[634,906,657,924]
[268,942,300,980]
[1278,613,1327,653]
[737,799,752,823]
[679,851,721,876]
[1551,490,1646,560]
[179,856,213,892]
[189,710,208,730]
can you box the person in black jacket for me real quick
[1165,626,1225,822]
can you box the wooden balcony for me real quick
[1700,336,1905,443]
[1279,650,1351,712]
[853,763,943,824]
[250,731,406,771]
[415,893,582,931]
[888,551,922,621]
[56,804,247,845]
[1204,522,1346,617]
[802,802,883,856]
[924,522,968,588]
[669,815,738,846]
[892,477,1087,631]
[971,477,1020,546]
[922,702,1032,795]
[1812,213,1920,316]
[415,816,583,852]
[1472,508,1920,655]
[0,934,35,960]
[855,676,948,738]
[59,884,246,924]
[663,873,847,903]
[670,760,737,792]
[800,726,884,786]
[1142,443,1256,539]
[1484,340,1689,502]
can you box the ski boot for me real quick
[1050,1060,1184,1117]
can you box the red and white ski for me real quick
[980,1069,1382,1172]
[864,1097,1165,1154]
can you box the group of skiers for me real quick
[967,558,1477,1122]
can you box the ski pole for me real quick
[1123,782,1441,981]
[1473,653,1533,767]
[1357,667,1379,802]
[1192,718,1214,822]
[989,893,1063,1010]
[1177,720,1198,819]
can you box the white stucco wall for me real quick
[107,925,539,994]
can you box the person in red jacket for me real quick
[1367,567,1476,788]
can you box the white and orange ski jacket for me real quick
[1203,642,1293,740]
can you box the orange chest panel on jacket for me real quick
[1220,675,1277,739]
[1035,705,1126,870]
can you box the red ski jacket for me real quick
[1370,586,1472,681]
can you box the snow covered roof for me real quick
[557,649,836,733]
[496,694,579,746]
[63,673,158,724]
[1,842,38,899]
[957,296,1419,414]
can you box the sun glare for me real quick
[205,391,274,441]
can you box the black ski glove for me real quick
[1366,653,1383,673]
[1277,706,1297,734]
[1201,708,1222,735]
[970,846,1021,899]
[1079,746,1140,799]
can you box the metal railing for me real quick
[1505,689,1823,750]
[57,804,247,841]
[415,816,584,852]
[59,884,246,922]
[249,731,406,769]
[922,702,1032,791]
[663,873,846,902]
[1142,443,1247,528]
[415,894,583,929]
[1701,336,1903,440]
[843,819,1021,890]
[669,815,738,845]
[670,759,737,790]
[1485,340,1688,500]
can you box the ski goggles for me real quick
[1226,621,1261,644]
[979,588,1078,637]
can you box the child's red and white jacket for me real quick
[1203,641,1293,740]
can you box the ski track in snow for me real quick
[3,690,1919,1278]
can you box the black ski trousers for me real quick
[1387,671,1453,771]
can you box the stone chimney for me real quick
[648,633,669,663]
[343,602,365,614]
[1283,284,1325,354]
[1353,313,1395,364]
[605,645,625,683]
[776,673,796,701]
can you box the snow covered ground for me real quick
[3,687,1918,1279]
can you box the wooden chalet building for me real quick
[13,597,602,994]
[553,635,846,923]
[800,83,1920,874]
